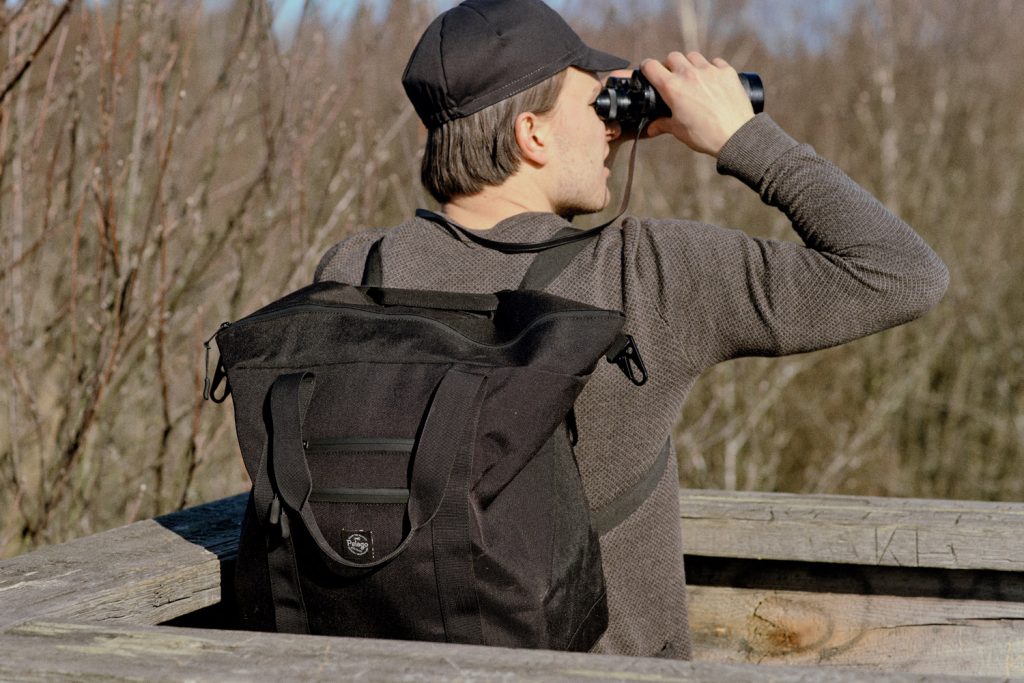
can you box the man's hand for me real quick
[640,51,755,157]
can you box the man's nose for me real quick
[605,122,622,141]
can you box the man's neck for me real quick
[442,179,554,230]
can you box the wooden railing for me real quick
[1,489,1020,681]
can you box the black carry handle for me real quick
[264,369,486,575]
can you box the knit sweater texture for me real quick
[314,114,949,659]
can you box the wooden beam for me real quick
[678,489,1024,571]
[689,585,1024,675]
[4,490,1024,677]
[4,490,1024,629]
[0,620,993,682]
[0,495,245,630]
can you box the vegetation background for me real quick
[0,0,1020,558]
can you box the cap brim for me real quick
[574,46,630,72]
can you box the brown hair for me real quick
[420,70,567,204]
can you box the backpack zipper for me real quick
[303,437,415,453]
[308,487,410,505]
[217,301,622,351]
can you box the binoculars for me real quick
[594,70,764,128]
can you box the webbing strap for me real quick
[271,373,316,513]
[360,226,595,293]
[590,437,671,536]
[264,517,309,633]
[517,227,596,291]
[261,372,317,633]
[361,238,383,286]
[426,371,486,644]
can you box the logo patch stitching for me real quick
[341,530,373,561]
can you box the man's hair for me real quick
[421,70,567,205]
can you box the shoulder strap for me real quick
[590,437,670,535]
[360,238,384,287]
[360,224,597,293]
[517,227,597,291]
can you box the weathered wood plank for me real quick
[0,495,245,630]
[0,620,1000,682]
[679,489,1024,570]
[4,489,1024,634]
[689,585,1024,676]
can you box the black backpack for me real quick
[205,225,646,650]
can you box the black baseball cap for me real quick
[402,0,629,127]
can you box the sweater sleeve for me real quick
[637,114,949,370]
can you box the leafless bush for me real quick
[1,0,1020,557]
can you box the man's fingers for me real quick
[686,51,712,68]
[665,51,690,72]
[640,58,672,87]
[643,118,670,138]
[637,50,754,156]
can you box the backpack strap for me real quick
[360,237,384,287]
[361,223,595,292]
[364,213,645,384]
[253,372,316,633]
[517,227,595,291]
[589,436,671,536]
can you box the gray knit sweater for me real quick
[314,114,949,659]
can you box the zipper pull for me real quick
[269,495,290,540]
[269,495,281,525]
[202,322,231,401]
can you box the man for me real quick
[316,0,948,659]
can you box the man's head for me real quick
[402,0,628,210]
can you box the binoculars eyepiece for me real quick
[594,70,764,128]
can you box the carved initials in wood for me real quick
[874,526,920,566]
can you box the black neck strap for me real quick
[417,120,648,255]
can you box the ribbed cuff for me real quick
[716,114,801,190]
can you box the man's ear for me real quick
[514,111,552,166]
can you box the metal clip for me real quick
[202,322,231,402]
[606,334,648,387]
